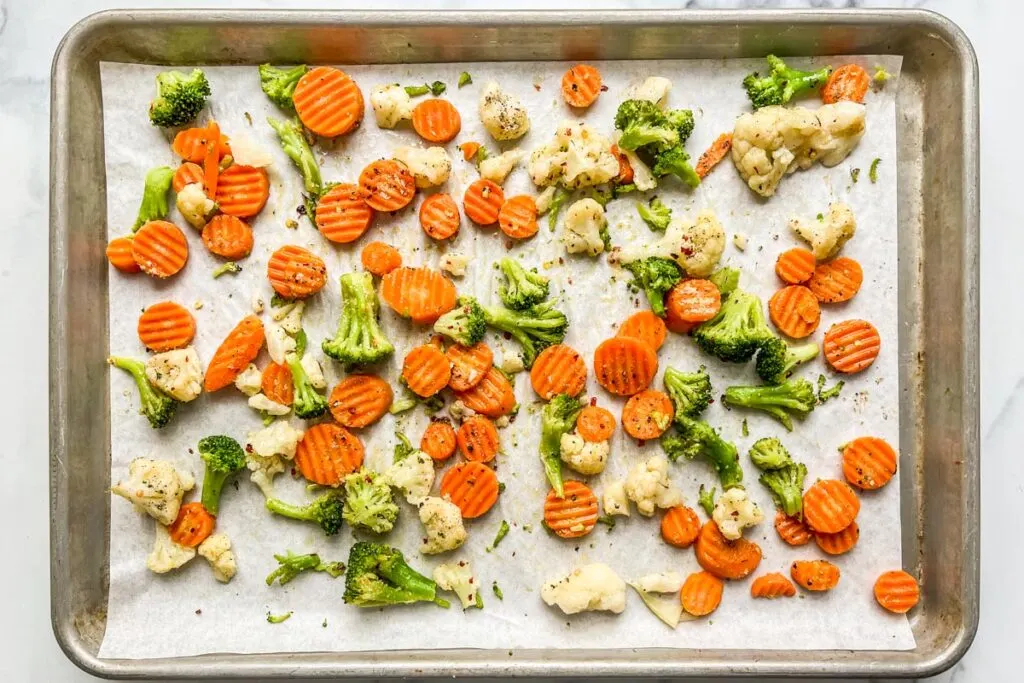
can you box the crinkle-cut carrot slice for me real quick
[204,315,265,392]
[750,572,797,599]
[661,505,700,548]
[775,247,816,285]
[791,559,841,592]
[824,318,881,374]
[201,214,253,260]
[261,361,294,406]
[457,415,500,463]
[622,389,674,440]
[293,66,364,138]
[137,301,196,352]
[131,220,189,278]
[402,344,451,398]
[316,183,374,244]
[267,245,327,299]
[561,64,602,108]
[447,342,493,392]
[814,520,859,555]
[358,159,416,212]
[168,502,215,547]
[380,266,458,325]
[411,98,462,143]
[822,64,870,104]
[172,162,205,193]
[172,127,230,163]
[802,479,860,534]
[107,236,141,273]
[694,520,762,580]
[215,165,269,218]
[293,423,365,486]
[452,367,516,417]
[774,511,814,546]
[768,285,820,339]
[593,336,658,397]
[666,279,722,324]
[577,404,615,442]
[842,436,898,490]
[873,570,920,614]
[543,480,598,538]
[440,462,500,518]
[807,256,863,303]
[680,570,724,616]
[421,419,458,462]
[617,310,667,351]
[328,374,393,428]
[497,195,539,240]
[419,193,461,240]
[360,241,402,277]
[463,179,504,225]
[530,344,587,400]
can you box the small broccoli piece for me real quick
[342,470,399,534]
[540,394,584,497]
[404,84,430,97]
[197,435,245,515]
[665,108,695,143]
[870,158,881,183]
[818,376,845,403]
[107,356,176,428]
[637,197,672,232]
[285,352,327,419]
[322,272,395,366]
[652,146,700,188]
[482,300,568,368]
[614,99,680,152]
[148,68,211,127]
[433,296,487,347]
[723,378,817,431]
[268,116,322,195]
[873,65,892,86]
[430,81,447,96]
[458,72,473,88]
[212,262,241,278]
[266,550,345,586]
[708,267,740,297]
[622,257,683,317]
[388,389,443,416]
[344,541,449,608]
[850,167,861,184]
[759,463,808,518]
[266,493,345,535]
[755,337,820,384]
[488,520,511,551]
[492,581,504,599]
[662,366,712,420]
[266,612,293,624]
[547,187,571,232]
[132,166,175,232]
[742,55,831,109]
[613,183,638,197]
[693,288,774,363]
[661,417,744,490]
[698,484,716,517]
[394,431,416,461]
[748,437,794,472]
[258,64,307,112]
[498,258,550,310]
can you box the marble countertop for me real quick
[2,0,1015,681]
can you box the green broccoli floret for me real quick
[539,393,584,497]
[148,69,211,127]
[748,436,794,471]
[708,267,740,297]
[433,296,487,347]
[497,258,550,310]
[212,262,242,278]
[285,352,327,419]
[742,55,831,110]
[759,463,808,518]
[322,272,395,366]
[637,197,672,232]
[723,378,816,431]
[197,435,245,515]
[665,108,696,143]
[342,470,399,534]
[344,541,449,608]
[131,166,175,232]
[698,484,716,517]
[388,389,444,416]
[693,288,774,363]
[258,64,307,112]
[547,187,571,232]
[662,366,712,420]
[393,431,416,461]
[622,256,683,317]
[817,374,845,403]
[482,300,568,368]
[652,146,700,188]
[458,72,473,88]
[266,550,345,586]
[661,417,744,490]
[614,99,680,151]
[266,492,345,535]
[755,337,820,384]
[107,356,176,429]
[268,116,322,195]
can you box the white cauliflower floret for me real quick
[562,198,607,257]
[197,533,237,583]
[633,571,684,593]
[270,299,305,334]
[370,84,414,128]
[265,321,296,365]
[248,393,291,416]
[616,209,724,277]
[251,292,265,315]
[479,82,530,141]
[624,455,682,517]
[499,352,525,374]
[246,453,286,498]
[176,182,215,228]
[234,363,263,396]
[790,202,857,261]
[541,563,626,615]
[479,149,523,184]
[144,347,202,402]
[247,420,304,460]
[111,458,194,525]
[603,480,630,517]
[419,496,468,554]
[300,353,327,390]
[384,450,435,505]
[628,570,684,627]
[228,133,273,168]
[433,561,480,609]
[439,252,470,278]
[393,146,452,188]
[529,121,619,189]
[712,487,765,540]
[146,521,195,574]
[814,101,868,166]
[449,400,477,423]
[612,132,657,191]
[534,186,558,215]
[559,433,610,475]
[626,76,672,108]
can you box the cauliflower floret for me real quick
[559,432,610,475]
[246,452,286,498]
[534,186,558,215]
[146,521,196,574]
[144,347,202,402]
[603,480,630,517]
[384,449,435,505]
[479,82,530,141]
[251,292,265,315]
[247,420,304,460]
[612,132,657,191]
[814,101,868,166]
[248,393,291,416]
[370,84,414,128]
[419,496,468,554]
[228,133,273,168]
[541,563,626,615]
[176,182,215,228]
[439,252,470,278]
[300,353,327,390]
[624,455,683,517]
[712,487,765,540]
[790,202,857,261]
[433,560,480,609]
[626,76,672,108]
[529,121,619,189]
[499,351,525,374]
[270,299,305,334]
[616,209,724,277]
[479,149,524,184]
[265,321,296,365]
[449,399,477,423]
[111,458,194,525]
[393,146,452,188]
[197,532,237,583]
[234,363,263,396]
[633,571,684,593]
[562,198,607,257]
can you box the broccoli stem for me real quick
[265,498,314,522]
[200,469,229,516]
[267,116,322,195]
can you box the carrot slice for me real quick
[680,570,724,617]
[137,301,196,352]
[380,266,458,325]
[842,436,898,490]
[294,423,365,487]
[610,144,634,185]
[106,236,140,273]
[266,245,327,299]
[457,415,500,463]
[661,505,701,548]
[622,389,674,440]
[328,374,393,428]
[617,310,667,351]
[666,279,721,324]
[768,285,820,339]
[402,344,452,398]
[824,319,881,374]
[447,342,493,392]
[358,159,416,212]
[459,142,481,162]
[452,367,516,417]
[167,502,215,547]
[774,511,814,546]
[172,162,205,193]
[576,404,615,442]
[440,462,500,518]
[665,309,697,336]
[750,572,797,599]
[419,193,461,241]
[360,241,402,277]
[775,247,816,285]
[561,64,602,108]
[463,179,504,225]
[293,66,364,138]
[131,220,189,278]
[201,214,253,260]
[215,165,269,218]
[204,315,265,392]
[814,520,859,556]
[802,479,860,534]
[543,480,598,538]
[530,344,587,400]
[694,520,762,580]
[411,99,462,143]
[822,64,870,104]
[593,336,658,397]
[261,361,294,406]
[791,559,841,592]
[694,132,733,179]
[316,183,374,244]
[421,419,458,462]
[202,121,221,199]
[172,127,230,163]
[807,256,864,303]
[498,195,539,240]
[874,570,920,614]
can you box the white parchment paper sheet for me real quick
[98,56,911,658]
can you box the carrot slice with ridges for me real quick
[543,481,598,538]
[593,336,658,397]
[561,64,602,108]
[168,502,215,547]
[452,367,516,417]
[447,342,493,392]
[874,570,920,614]
[215,165,269,217]
[107,236,140,273]
[316,183,375,244]
[622,389,674,440]
[498,195,539,240]
[202,121,221,199]
[769,285,820,339]
[380,266,458,324]
[842,436,897,490]
[814,520,859,555]
[172,127,229,163]
[328,374,393,428]
[201,214,253,260]
[267,245,327,299]
[131,220,189,278]
[617,310,668,351]
[750,572,797,599]
[261,362,294,406]
[420,193,461,240]
[463,179,504,225]
[137,301,196,352]
[440,462,500,518]
[775,247,816,285]
[694,520,762,580]
[360,241,402,277]
[667,279,722,324]
[775,511,814,546]
[421,419,458,462]
[294,423,365,487]
[791,559,841,592]
[530,344,587,400]
[661,505,701,548]
[824,319,881,374]
[680,571,724,616]
[807,256,863,303]
[822,64,870,104]
[173,162,205,193]
[293,66,364,138]
[204,315,265,392]
[358,159,416,212]
[802,479,860,534]
[411,99,462,143]
[457,415,500,463]
[402,344,451,398]
[694,133,733,179]
[576,404,615,442]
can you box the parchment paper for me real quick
[98,56,911,659]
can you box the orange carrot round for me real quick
[294,423,365,487]
[561,64,602,108]
[543,481,598,538]
[822,64,870,104]
[694,132,733,179]
[807,256,863,303]
[750,572,797,599]
[447,342,493,392]
[576,404,615,442]
[694,520,762,580]
[802,479,860,534]
[107,236,141,273]
[380,266,458,325]
[769,285,820,339]
[328,374,393,428]
[680,570,724,617]
[411,99,462,143]
[610,144,634,185]
[172,127,229,163]
[791,559,841,592]
[440,462,500,518]
[530,344,587,400]
[293,66,364,138]
[452,367,516,417]
[664,308,697,335]
[498,195,539,240]
[419,193,461,241]
[131,220,189,278]
[617,310,667,351]
[666,279,721,324]
[842,436,898,490]
[402,344,452,398]
[463,179,504,225]
[459,142,481,162]
[775,247,816,285]
[622,389,673,440]
[824,319,880,374]
[421,419,458,462]
[137,301,196,352]
[874,570,920,614]
[316,183,374,244]
[661,505,701,548]
[593,336,658,397]
[168,502,215,547]
[172,162,205,193]
[215,165,269,218]
[204,315,265,392]
[457,415,500,463]
[202,121,221,199]
[267,245,327,299]
[774,511,814,546]
[358,159,416,212]
[201,214,253,260]
[360,241,402,277]
[814,520,859,556]
[261,361,294,406]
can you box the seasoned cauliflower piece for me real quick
[814,101,868,166]
[534,186,558,215]
[270,299,305,334]
[393,146,452,188]
[146,521,196,574]
[633,571,684,594]
[144,347,202,402]
[248,393,291,416]
[616,209,725,277]
[300,353,327,390]
[111,458,194,525]
[419,496,468,554]
[370,84,414,128]
[246,452,286,498]
[439,252,470,278]
[624,455,682,517]
[434,560,480,609]
[234,363,263,396]
[247,420,304,460]
[265,321,296,365]
[559,432,610,475]
[499,351,525,374]
[479,149,524,184]
[251,292,265,315]
[384,449,435,505]
[479,82,530,141]
[449,399,477,423]
[541,563,626,615]
[626,76,672,108]
[197,533,237,583]
[228,133,273,168]
[603,480,630,517]
[176,182,216,228]
[562,198,607,257]
[712,487,764,540]
[529,121,619,189]
[790,202,857,261]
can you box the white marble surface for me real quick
[0,0,1016,680]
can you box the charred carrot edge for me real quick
[452,367,516,417]
[822,64,870,104]
[440,462,500,519]
[592,336,659,397]
[617,310,667,351]
[814,520,859,556]
[543,480,599,538]
[172,127,230,163]
[266,244,328,299]
[459,142,481,162]
[750,572,797,599]
[215,165,270,218]
[768,285,821,339]
[421,419,458,461]
[419,193,461,241]
[137,301,196,352]
[694,520,762,580]
[380,266,458,325]
[293,423,365,486]
[561,64,602,108]
[680,570,725,617]
[802,479,860,534]
[293,66,364,138]
[498,195,539,240]
[807,256,864,303]
[316,183,375,244]
[358,159,416,212]
[328,374,393,428]
[842,436,898,490]
[201,214,254,260]
[457,415,501,463]
[791,559,841,592]
[447,342,494,392]
[411,99,462,143]
[694,133,733,179]
[775,247,817,285]
[661,505,701,548]
[530,344,587,400]
[611,144,634,184]
[203,315,265,392]
[360,241,402,277]
[168,502,215,548]
[173,162,205,193]
[824,319,881,374]
[131,220,189,278]
[261,361,295,406]
[622,389,674,440]
[402,344,452,398]
[463,179,505,225]
[774,511,814,546]
[874,570,920,614]
[576,404,616,442]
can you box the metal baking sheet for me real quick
[49,9,979,679]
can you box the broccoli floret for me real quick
[723,378,816,431]
[664,109,696,143]
[266,492,345,535]
[266,550,345,586]
[755,337,820,384]
[817,375,845,403]
[547,187,571,232]
[698,484,716,517]
[742,55,831,110]
[258,64,307,112]
[433,296,487,347]
[394,431,416,461]
[497,257,550,310]
[637,197,672,232]
[539,394,584,497]
[652,146,700,188]
[661,417,744,490]
[322,272,395,366]
[131,166,175,232]
[342,470,399,534]
[458,72,472,88]
[107,356,176,429]
[708,267,740,297]
[482,300,568,368]
[614,99,680,151]
[662,366,712,420]
[197,435,245,515]
[268,116,322,195]
[759,463,808,518]
[748,436,794,472]
[285,352,327,419]
[388,389,444,416]
[344,541,449,608]
[622,257,683,317]
[148,69,211,127]
[212,262,241,278]
[693,288,774,363]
